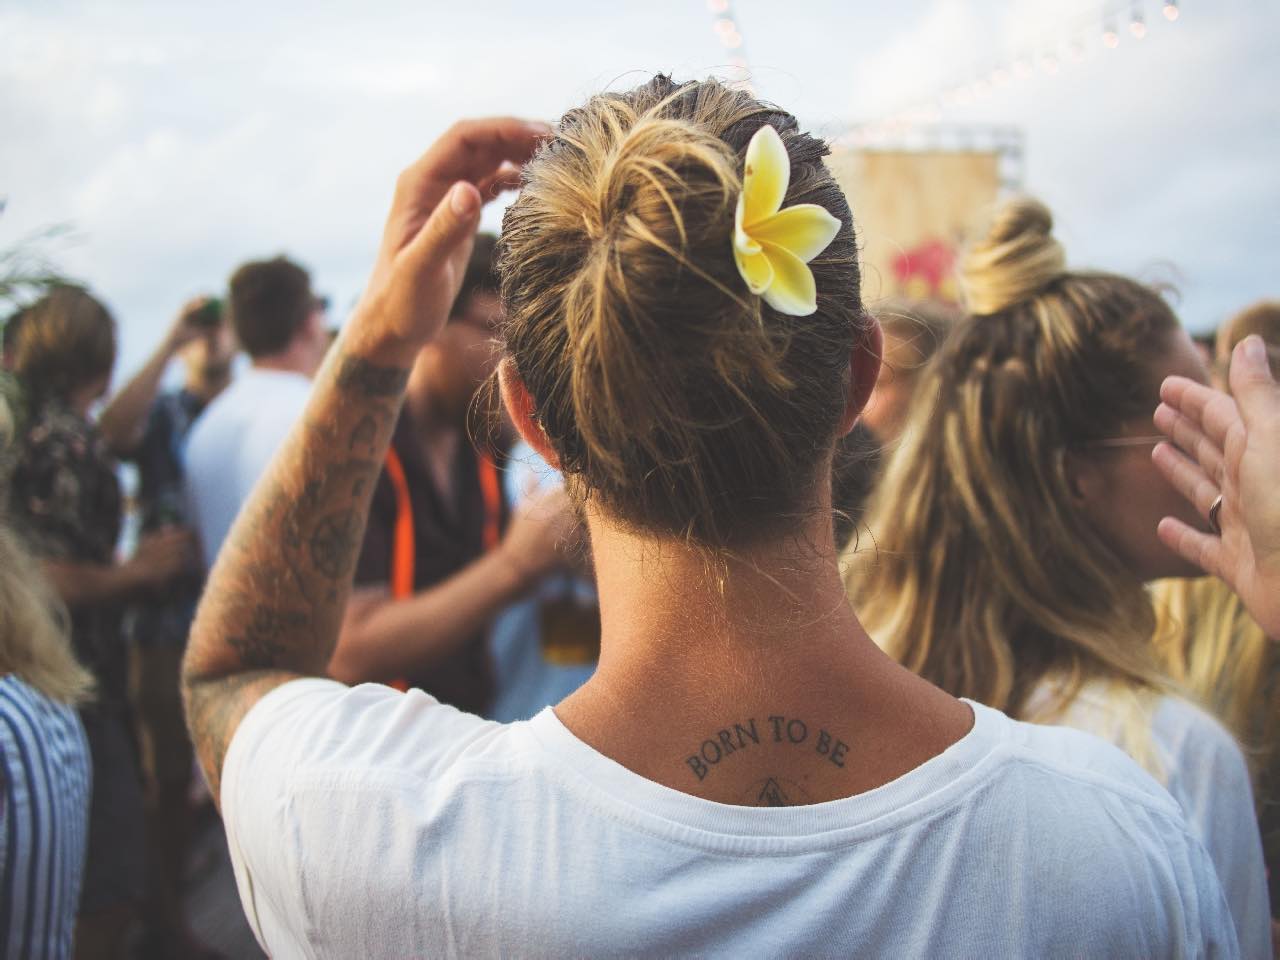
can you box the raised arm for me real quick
[98,297,209,456]
[1152,334,1280,639]
[180,118,545,801]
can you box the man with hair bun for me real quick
[183,81,1237,957]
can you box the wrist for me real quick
[342,305,430,369]
[493,543,543,596]
[119,557,153,594]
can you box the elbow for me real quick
[327,602,387,685]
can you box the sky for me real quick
[2,0,1277,380]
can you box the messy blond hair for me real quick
[497,75,868,547]
[845,199,1182,749]
[0,392,94,704]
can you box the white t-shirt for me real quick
[223,680,1239,959]
[1029,682,1270,958]
[184,368,312,569]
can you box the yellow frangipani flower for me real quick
[732,124,841,317]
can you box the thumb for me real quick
[400,180,482,280]
[1230,334,1280,431]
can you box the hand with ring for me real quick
[1152,334,1280,640]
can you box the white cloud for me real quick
[2,0,1276,374]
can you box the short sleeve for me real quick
[220,678,501,954]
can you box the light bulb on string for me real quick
[1163,1,1179,21]
[707,0,729,12]
[1130,15,1146,39]
[1067,39,1085,62]
[1102,23,1120,47]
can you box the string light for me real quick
[851,0,1186,138]
[706,0,728,12]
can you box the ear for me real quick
[1062,448,1103,506]
[498,358,561,470]
[839,316,884,435]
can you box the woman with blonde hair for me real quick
[845,197,1267,954]
[1,387,94,959]
[182,79,1233,956]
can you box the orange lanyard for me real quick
[383,446,503,599]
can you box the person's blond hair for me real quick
[1152,579,1273,771]
[1215,299,1280,377]
[844,198,1187,770]
[497,75,868,548]
[0,391,94,704]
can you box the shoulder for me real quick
[975,701,1176,809]
[1148,695,1243,764]
[20,404,93,461]
[222,679,506,805]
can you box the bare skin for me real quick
[181,116,973,811]
[1153,334,1280,639]
[181,118,538,801]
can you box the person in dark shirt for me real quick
[7,286,195,960]
[97,294,234,959]
[329,235,576,714]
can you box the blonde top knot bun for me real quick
[961,198,1066,316]
[498,75,866,547]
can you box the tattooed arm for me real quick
[181,117,548,801]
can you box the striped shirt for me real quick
[0,675,91,960]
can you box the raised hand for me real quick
[348,118,547,362]
[1152,334,1280,639]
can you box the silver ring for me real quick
[1208,494,1224,535]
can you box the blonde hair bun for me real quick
[961,198,1066,316]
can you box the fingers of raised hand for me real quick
[400,118,549,207]
[475,162,524,203]
[1157,516,1222,579]
[1153,402,1226,485]
[1159,376,1243,453]
[1229,335,1280,430]
[1152,441,1222,521]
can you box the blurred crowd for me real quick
[2,72,1279,959]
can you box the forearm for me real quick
[42,559,144,606]
[182,325,411,790]
[329,550,531,684]
[98,339,173,455]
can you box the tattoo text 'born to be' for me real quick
[685,716,850,782]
